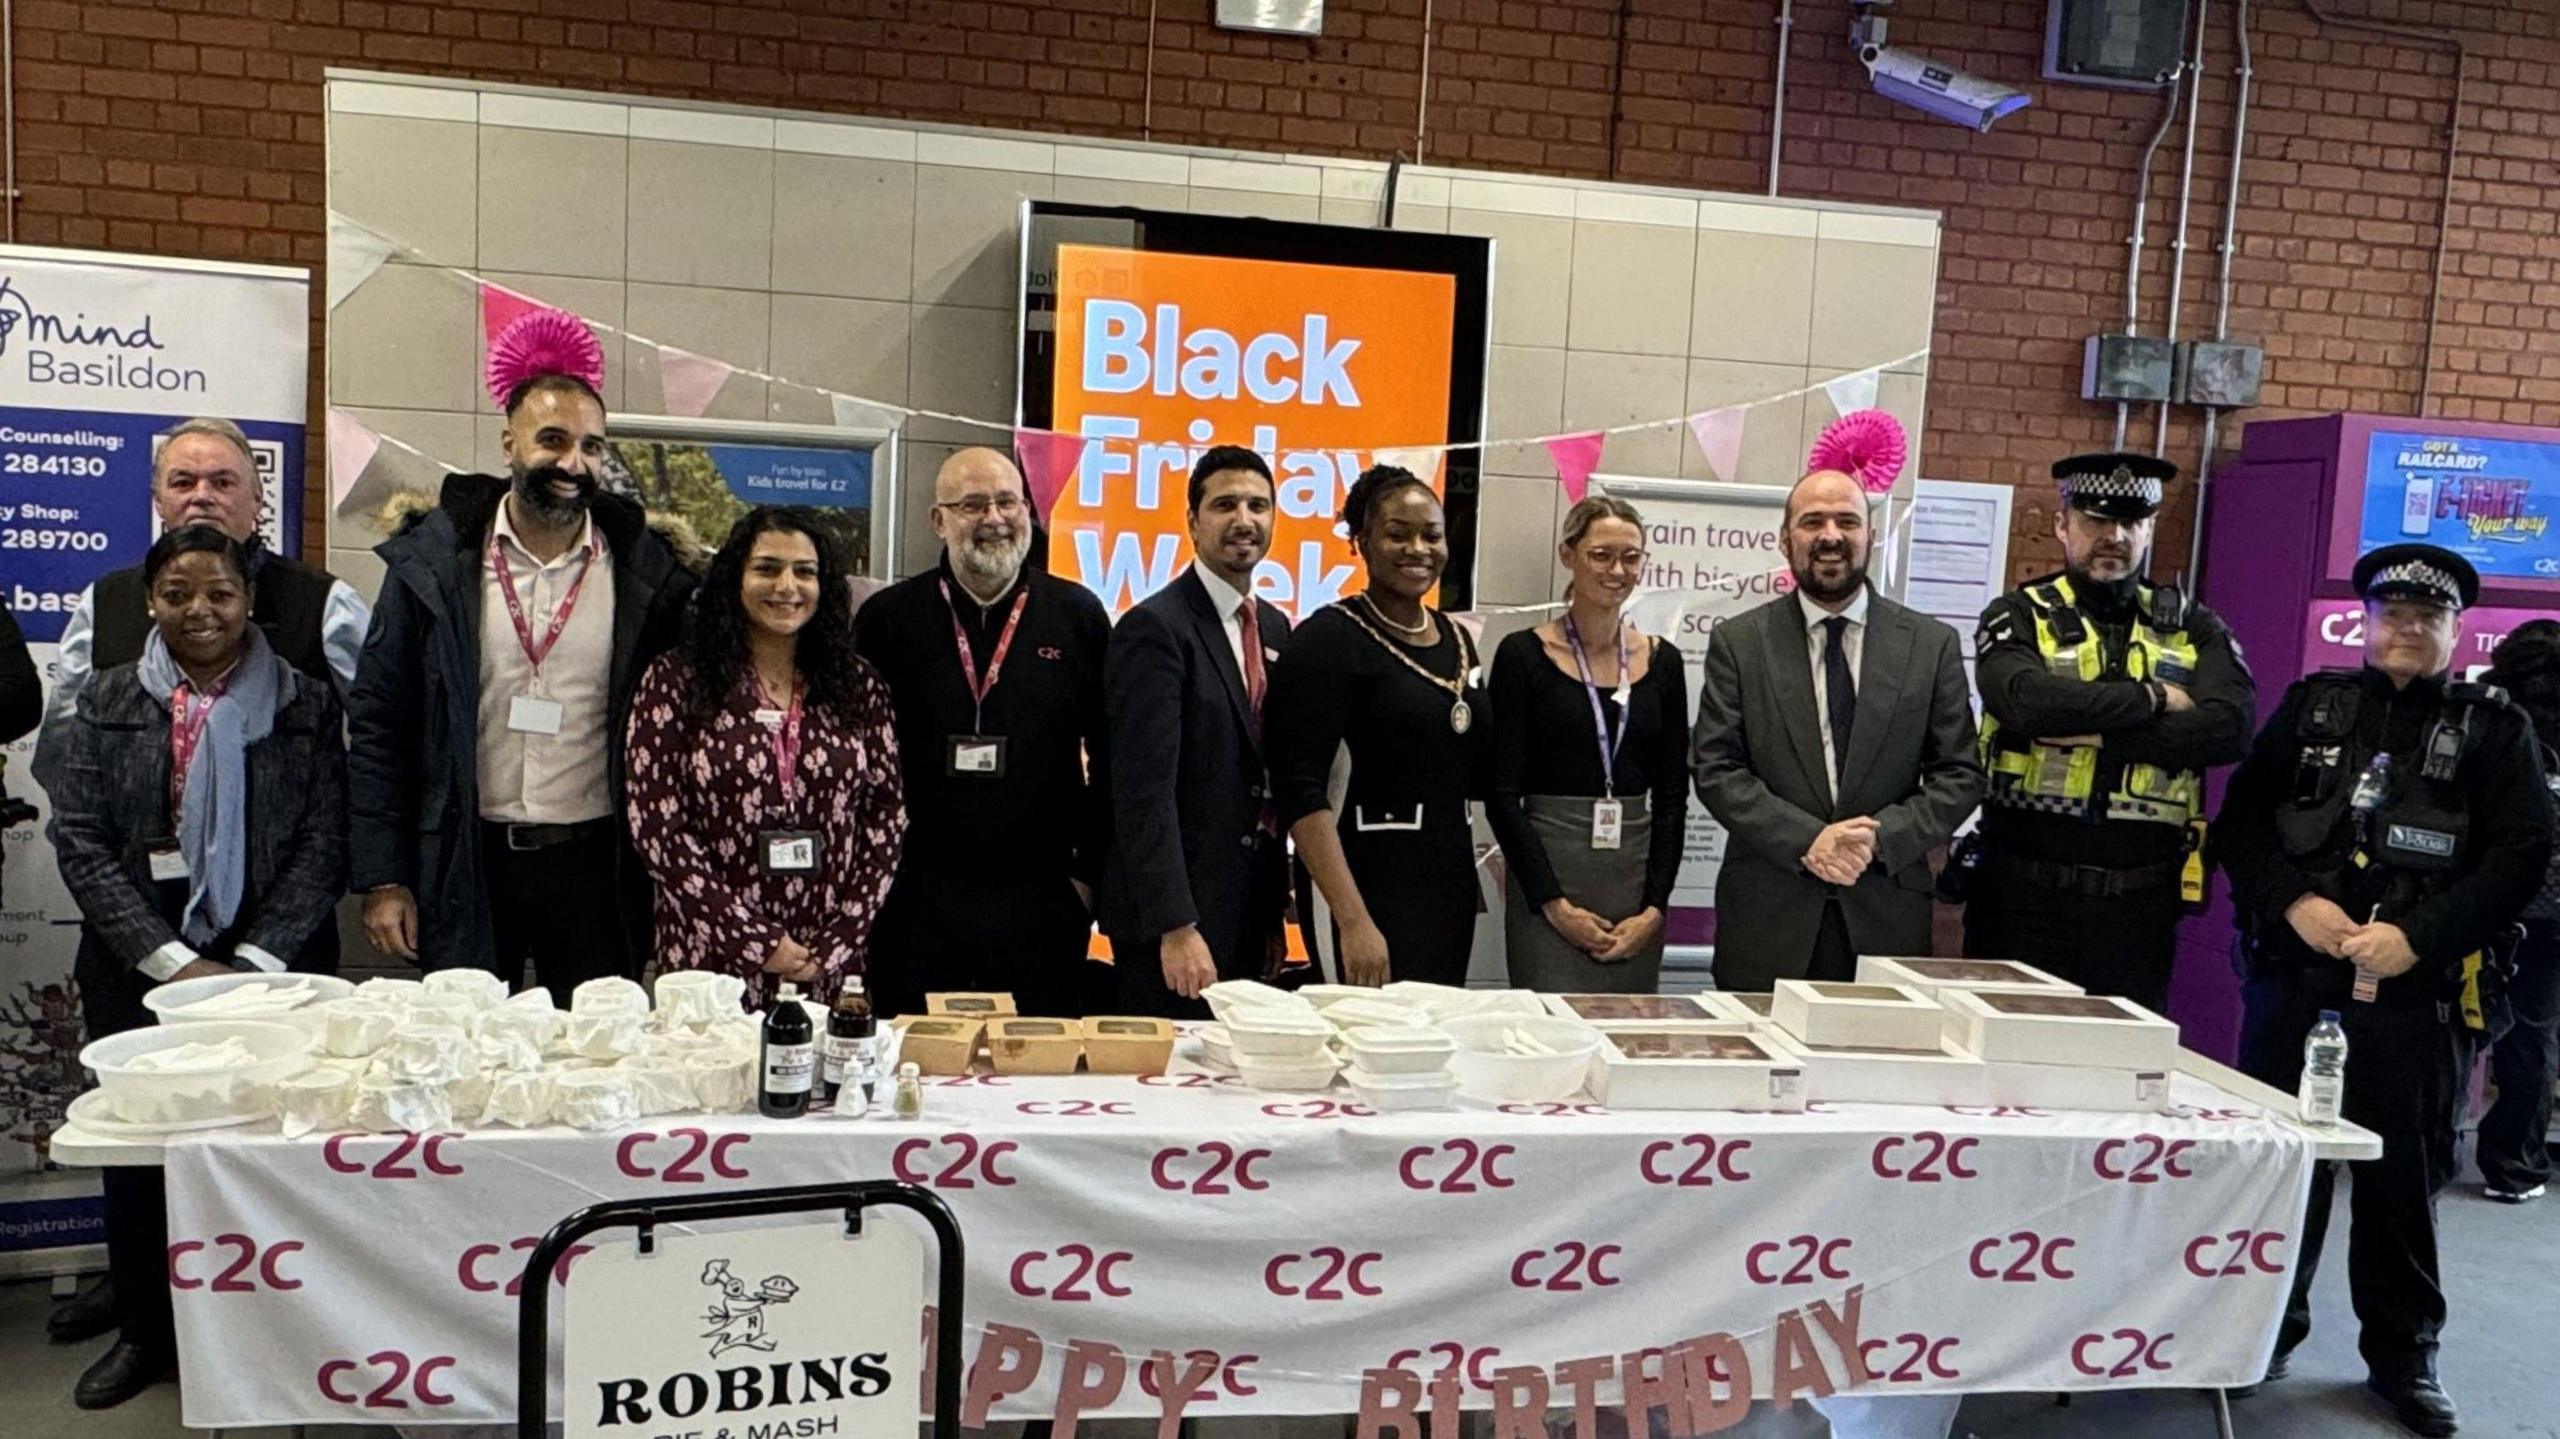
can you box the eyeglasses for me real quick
[1578,547,1647,571]
[937,494,1025,519]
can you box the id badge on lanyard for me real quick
[941,580,1027,780]
[1566,621,1634,851]
[490,532,591,734]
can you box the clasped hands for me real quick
[1541,900,1666,962]
[1800,816,1878,887]
[762,934,823,986]
[2284,894,2419,979]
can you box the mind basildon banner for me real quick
[0,245,308,1211]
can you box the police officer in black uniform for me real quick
[1964,453,2255,1013]
[2215,543,2552,1437]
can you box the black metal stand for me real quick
[514,1180,965,1439]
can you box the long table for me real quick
[53,1052,2368,1430]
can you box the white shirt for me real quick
[1799,586,1870,793]
[476,500,615,825]
[1192,564,1252,679]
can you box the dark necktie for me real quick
[1821,615,1855,787]
[1237,597,1267,727]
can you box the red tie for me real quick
[1237,597,1267,726]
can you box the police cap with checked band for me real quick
[2353,542,2478,612]
[2052,451,2177,521]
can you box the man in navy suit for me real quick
[1103,445,1294,1016]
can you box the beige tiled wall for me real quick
[324,73,1938,611]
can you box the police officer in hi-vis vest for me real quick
[2215,543,2551,1438]
[1962,453,2255,1014]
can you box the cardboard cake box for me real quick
[1080,1017,1176,1075]
[1854,955,2085,1001]
[1937,988,2181,1072]
[1590,1028,1806,1112]
[1759,1031,1989,1108]
[927,992,1017,1017]
[894,1016,984,1075]
[1770,979,1943,1052]
[1543,992,1749,1027]
[986,1017,1083,1075]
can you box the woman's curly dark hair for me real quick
[1340,463,1437,547]
[2487,618,2560,753]
[682,507,864,728]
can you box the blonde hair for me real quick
[1558,495,1645,602]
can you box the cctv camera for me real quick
[1861,45,2032,133]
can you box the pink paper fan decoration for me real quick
[1808,409,1908,494]
[485,307,606,410]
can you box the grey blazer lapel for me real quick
[1840,597,1910,801]
[1764,599,1834,811]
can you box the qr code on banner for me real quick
[146,433,288,552]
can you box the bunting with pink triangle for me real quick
[1015,427,1094,521]
[325,408,382,513]
[479,282,542,351]
[656,344,732,418]
[1543,431,1606,503]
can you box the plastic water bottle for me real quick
[2298,1011,2348,1128]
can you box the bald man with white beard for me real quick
[853,449,1114,1018]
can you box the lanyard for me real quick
[1564,619,1632,797]
[488,530,595,675]
[168,674,229,817]
[759,673,806,798]
[940,579,1029,732]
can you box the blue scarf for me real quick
[137,626,287,946]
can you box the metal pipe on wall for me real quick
[2188,0,2254,587]
[5,0,16,243]
[2154,0,2209,460]
[1766,0,1795,196]
[1417,0,1437,162]
[2299,0,2465,414]
[2117,68,2185,451]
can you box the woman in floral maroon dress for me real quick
[627,508,904,1009]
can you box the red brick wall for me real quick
[17,0,2558,579]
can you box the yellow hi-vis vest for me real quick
[1980,575,2204,827]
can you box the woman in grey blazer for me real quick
[47,524,347,1410]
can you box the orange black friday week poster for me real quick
[1047,243,1458,617]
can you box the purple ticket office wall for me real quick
[2179,411,2560,1061]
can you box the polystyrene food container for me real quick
[1322,996,1433,1032]
[1345,1066,1458,1111]
[1236,1051,1341,1092]
[1336,1025,1456,1075]
[1224,1011,1336,1060]
[144,972,355,1039]
[1439,1014,1603,1104]
[1295,984,1372,1010]
[1192,1023,1238,1071]
[82,1019,315,1126]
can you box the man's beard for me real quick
[1791,540,1867,604]
[511,463,596,529]
[2065,551,2142,610]
[952,523,1032,593]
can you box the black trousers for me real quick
[1809,899,1857,983]
[868,866,1102,1020]
[2239,970,2471,1378]
[74,941,173,1357]
[479,821,648,1006]
[1963,872,2182,1015]
[2480,915,2560,1194]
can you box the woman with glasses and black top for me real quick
[1267,464,1487,987]
[1489,495,1689,992]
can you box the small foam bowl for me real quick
[1440,1013,1603,1104]
[143,972,354,1039]
[82,1019,315,1126]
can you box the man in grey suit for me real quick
[1692,466,1985,992]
